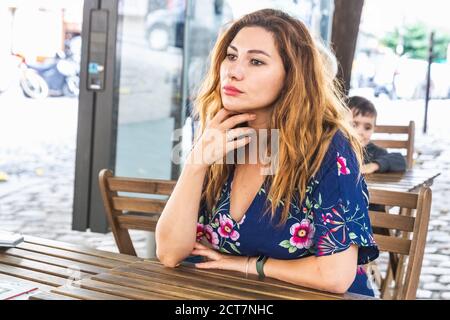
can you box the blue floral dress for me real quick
[196,130,379,296]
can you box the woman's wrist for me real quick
[184,151,209,172]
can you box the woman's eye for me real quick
[226,53,237,60]
[250,59,263,66]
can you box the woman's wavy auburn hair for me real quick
[193,8,363,226]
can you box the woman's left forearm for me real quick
[248,247,358,294]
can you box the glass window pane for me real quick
[115,0,184,180]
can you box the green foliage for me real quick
[382,22,450,62]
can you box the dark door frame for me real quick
[73,0,121,233]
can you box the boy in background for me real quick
[347,96,407,174]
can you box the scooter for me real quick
[19,51,79,99]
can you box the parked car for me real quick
[144,0,234,51]
[145,8,184,51]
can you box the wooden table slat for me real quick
[0,263,67,287]
[3,247,109,275]
[110,266,337,300]
[365,170,440,192]
[23,235,141,263]
[0,253,91,279]
[16,242,125,269]
[29,291,81,300]
[367,170,440,178]
[366,185,414,191]
[75,278,177,300]
[92,273,235,300]
[0,273,55,294]
[129,261,344,300]
[51,285,131,300]
[109,267,275,300]
[367,179,435,185]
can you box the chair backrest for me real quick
[98,169,176,256]
[372,120,415,169]
[368,186,432,299]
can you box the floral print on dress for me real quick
[218,214,240,241]
[204,225,220,249]
[199,196,243,255]
[283,219,315,252]
[337,152,351,176]
[196,223,204,242]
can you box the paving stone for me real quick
[425,254,450,262]
[419,275,437,283]
[438,261,450,268]
[16,210,47,220]
[426,243,450,250]
[0,220,24,232]
[429,220,448,227]
[438,275,450,284]
[96,245,119,253]
[423,282,450,291]
[416,289,433,299]
[425,247,439,254]
[421,267,450,275]
[54,235,88,244]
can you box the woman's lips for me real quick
[223,85,243,96]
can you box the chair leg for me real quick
[380,258,395,299]
[393,208,414,299]
[394,255,408,299]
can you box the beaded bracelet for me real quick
[245,256,251,278]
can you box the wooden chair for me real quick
[98,169,176,256]
[367,186,432,299]
[373,120,415,169]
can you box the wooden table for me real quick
[0,235,141,300]
[365,169,440,192]
[0,236,374,300]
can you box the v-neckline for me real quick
[226,165,268,224]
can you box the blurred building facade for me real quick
[0,0,83,62]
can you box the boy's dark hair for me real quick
[347,96,377,118]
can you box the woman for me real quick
[155,9,379,296]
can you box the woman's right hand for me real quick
[187,108,256,168]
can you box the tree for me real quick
[382,23,450,62]
[331,0,365,95]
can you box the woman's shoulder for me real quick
[315,130,357,178]
[322,130,354,162]
[329,129,352,151]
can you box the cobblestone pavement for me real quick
[1,90,450,298]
